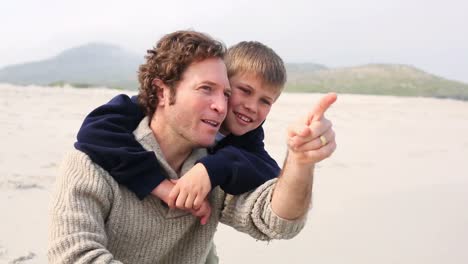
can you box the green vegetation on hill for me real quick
[285,64,468,100]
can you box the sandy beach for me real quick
[1,83,467,263]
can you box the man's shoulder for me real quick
[60,149,119,189]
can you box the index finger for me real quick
[307,93,337,124]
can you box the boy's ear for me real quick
[152,79,167,106]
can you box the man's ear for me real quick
[152,79,167,106]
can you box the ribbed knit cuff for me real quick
[262,204,307,237]
[260,186,307,239]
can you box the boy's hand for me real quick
[151,178,212,225]
[189,199,212,225]
[167,163,212,210]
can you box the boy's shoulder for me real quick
[216,125,265,151]
[233,124,264,141]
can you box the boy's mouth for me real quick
[234,111,253,123]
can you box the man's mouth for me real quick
[202,119,220,127]
[234,112,253,123]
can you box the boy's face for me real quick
[221,73,281,136]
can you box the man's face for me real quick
[221,73,281,136]
[162,57,231,147]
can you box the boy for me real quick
[75,41,286,222]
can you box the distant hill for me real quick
[286,62,328,73]
[285,64,468,100]
[0,43,142,89]
[1,44,468,100]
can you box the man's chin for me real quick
[197,137,217,148]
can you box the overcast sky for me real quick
[1,0,467,82]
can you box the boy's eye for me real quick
[261,99,272,106]
[238,87,251,95]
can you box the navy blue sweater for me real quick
[74,94,280,200]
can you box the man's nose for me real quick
[210,93,227,116]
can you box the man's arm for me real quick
[219,93,337,240]
[219,177,307,241]
[74,94,166,200]
[271,93,337,219]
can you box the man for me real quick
[48,30,336,263]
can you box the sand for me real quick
[1,83,467,263]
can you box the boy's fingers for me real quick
[175,191,188,209]
[167,186,180,208]
[307,93,337,123]
[184,192,196,209]
[199,204,212,225]
[200,210,211,225]
[193,195,203,210]
[190,201,211,225]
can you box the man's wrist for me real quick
[284,152,315,172]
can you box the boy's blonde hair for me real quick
[225,41,286,92]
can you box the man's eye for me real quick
[224,91,232,99]
[201,86,212,91]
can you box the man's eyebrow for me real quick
[202,80,231,91]
[200,81,219,86]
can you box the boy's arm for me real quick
[168,126,278,210]
[198,126,280,195]
[74,94,166,200]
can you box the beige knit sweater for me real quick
[48,117,306,264]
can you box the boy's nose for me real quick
[243,99,257,113]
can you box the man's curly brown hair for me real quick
[137,30,226,118]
